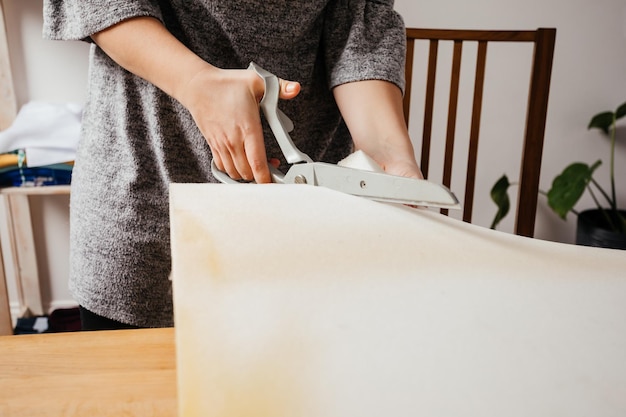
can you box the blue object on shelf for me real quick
[0,166,72,187]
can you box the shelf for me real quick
[0,185,71,196]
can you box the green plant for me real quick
[490,100,626,234]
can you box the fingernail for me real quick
[285,82,296,93]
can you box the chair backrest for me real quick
[404,28,556,237]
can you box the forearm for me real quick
[91,16,221,105]
[90,16,297,184]
[333,80,422,178]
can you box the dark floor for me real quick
[13,306,81,335]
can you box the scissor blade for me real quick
[284,163,461,209]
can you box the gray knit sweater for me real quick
[43,0,406,327]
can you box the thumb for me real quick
[279,79,301,100]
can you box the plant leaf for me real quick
[588,111,613,135]
[547,161,601,219]
[490,175,510,229]
[615,101,626,121]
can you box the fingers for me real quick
[188,67,300,184]
[211,121,272,184]
[279,79,300,100]
[243,133,272,183]
[268,158,281,168]
[216,77,298,183]
[382,160,424,180]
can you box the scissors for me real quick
[211,62,460,209]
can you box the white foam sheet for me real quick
[170,183,626,417]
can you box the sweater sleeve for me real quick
[323,0,406,92]
[42,0,163,41]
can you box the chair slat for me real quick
[406,28,537,42]
[463,41,488,223]
[420,39,439,179]
[440,40,463,216]
[403,38,415,126]
[515,28,556,237]
[442,40,463,188]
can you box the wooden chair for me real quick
[403,28,556,237]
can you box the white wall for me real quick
[3,0,626,312]
[4,0,89,105]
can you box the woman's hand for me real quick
[179,67,300,183]
[380,158,424,180]
[333,80,423,180]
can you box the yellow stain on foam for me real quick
[171,207,222,281]
[177,316,311,417]
[173,203,312,416]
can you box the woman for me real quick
[43,0,422,329]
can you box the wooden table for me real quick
[0,328,177,416]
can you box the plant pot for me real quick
[576,209,626,250]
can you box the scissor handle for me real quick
[248,62,313,165]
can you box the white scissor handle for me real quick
[248,62,313,165]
